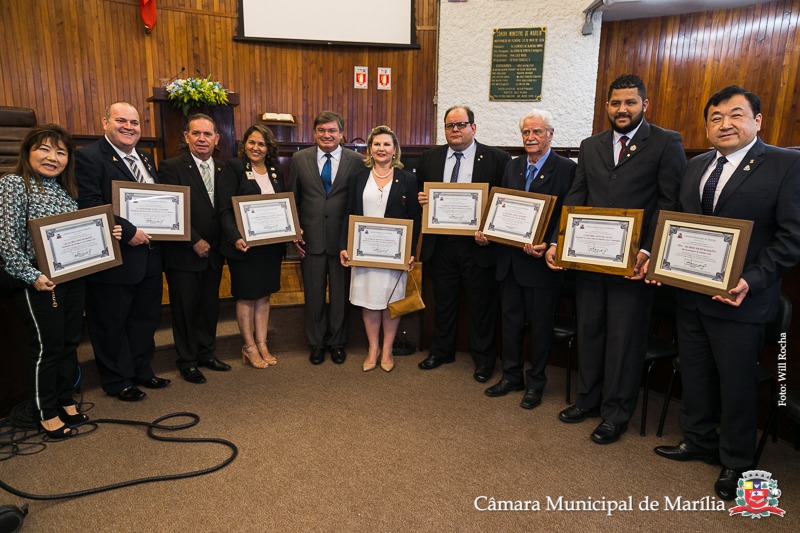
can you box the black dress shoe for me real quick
[310,347,325,365]
[715,467,744,501]
[558,404,601,423]
[199,357,231,372]
[117,386,146,402]
[330,347,346,364]
[520,390,543,409]
[473,366,493,383]
[137,376,171,389]
[591,420,628,444]
[484,378,525,397]
[654,440,719,464]
[181,367,207,384]
[418,354,455,370]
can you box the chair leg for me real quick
[755,404,779,467]
[657,368,677,437]
[640,362,654,437]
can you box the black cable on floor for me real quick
[0,408,238,500]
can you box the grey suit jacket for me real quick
[289,146,364,255]
[677,138,800,323]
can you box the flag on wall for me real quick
[140,0,157,29]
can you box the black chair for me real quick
[639,286,678,436]
[553,271,577,403]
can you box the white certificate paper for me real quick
[243,202,293,238]
[484,196,543,242]
[565,217,631,264]
[355,224,406,263]
[123,192,181,231]
[429,190,481,228]
[659,225,733,283]
[45,219,112,273]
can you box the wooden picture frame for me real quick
[346,215,413,271]
[111,181,191,241]
[422,182,490,236]
[232,192,301,246]
[480,187,556,248]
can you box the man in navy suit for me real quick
[545,75,686,444]
[76,102,169,401]
[159,114,231,384]
[654,86,800,500]
[416,106,510,382]
[477,110,576,408]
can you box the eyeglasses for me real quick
[316,128,340,135]
[444,121,472,131]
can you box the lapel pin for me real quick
[539,174,545,180]
[749,159,755,163]
[630,145,637,151]
[112,156,118,162]
[271,173,277,179]
[743,165,751,171]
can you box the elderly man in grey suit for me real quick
[290,111,364,364]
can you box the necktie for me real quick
[617,136,629,165]
[124,155,145,183]
[701,156,728,215]
[524,165,536,192]
[200,161,214,206]
[321,154,332,195]
[450,152,463,183]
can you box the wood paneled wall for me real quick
[0,0,438,147]
[595,0,800,149]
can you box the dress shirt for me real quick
[525,148,552,190]
[698,136,758,210]
[317,146,343,185]
[105,135,154,183]
[613,122,643,163]
[443,141,477,183]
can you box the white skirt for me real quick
[350,267,407,310]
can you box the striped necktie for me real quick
[124,155,145,183]
[450,152,463,182]
[200,161,214,206]
[701,156,728,215]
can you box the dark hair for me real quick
[238,123,278,162]
[703,85,761,120]
[607,74,647,101]
[313,111,345,132]
[10,124,77,199]
[364,125,404,169]
[185,113,218,133]
[444,106,475,124]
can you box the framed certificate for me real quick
[646,211,752,297]
[232,192,301,246]
[480,187,556,248]
[346,215,413,271]
[554,207,643,276]
[112,181,191,241]
[28,205,123,284]
[422,182,489,236]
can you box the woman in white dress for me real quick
[339,126,421,372]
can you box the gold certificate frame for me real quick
[232,192,301,246]
[346,215,413,271]
[111,181,191,241]
[480,187,556,248]
[422,182,490,236]
[28,205,123,284]
[646,210,753,297]
[554,207,643,276]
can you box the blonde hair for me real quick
[364,125,403,169]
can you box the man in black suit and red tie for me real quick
[545,75,686,444]
[76,102,170,401]
[159,114,231,384]
[654,86,800,500]
[476,110,576,408]
[416,106,510,382]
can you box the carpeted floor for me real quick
[1,306,797,532]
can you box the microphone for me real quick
[195,68,206,79]
[167,66,186,84]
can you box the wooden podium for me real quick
[148,87,240,162]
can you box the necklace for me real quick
[372,168,393,179]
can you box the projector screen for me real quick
[237,0,417,48]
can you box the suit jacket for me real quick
[217,156,285,260]
[75,137,160,284]
[496,152,576,287]
[158,152,224,272]
[559,120,685,253]
[289,146,365,256]
[417,141,510,266]
[338,167,422,255]
[677,138,800,323]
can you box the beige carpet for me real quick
[2,308,798,533]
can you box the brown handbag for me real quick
[387,266,425,319]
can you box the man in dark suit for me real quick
[290,111,364,364]
[417,106,510,382]
[76,102,170,401]
[477,110,576,408]
[159,113,231,384]
[654,86,800,500]
[545,75,686,443]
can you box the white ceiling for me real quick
[598,0,775,21]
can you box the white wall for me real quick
[436,0,602,148]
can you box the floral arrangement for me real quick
[165,77,229,115]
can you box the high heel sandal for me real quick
[40,420,76,441]
[57,405,89,427]
[242,345,268,368]
[256,341,277,366]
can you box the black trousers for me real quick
[427,237,497,368]
[165,266,222,370]
[14,279,84,422]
